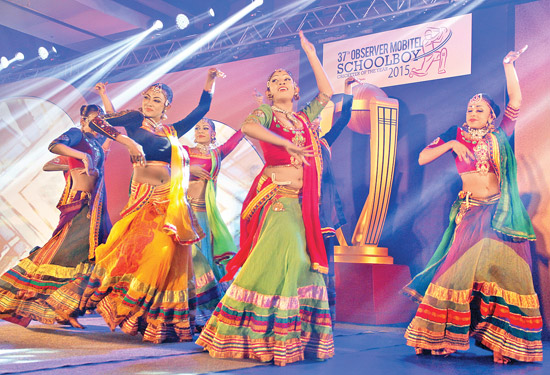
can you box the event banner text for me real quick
[323,14,472,92]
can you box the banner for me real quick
[323,14,472,92]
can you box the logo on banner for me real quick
[409,27,451,78]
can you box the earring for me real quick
[293,92,300,101]
[267,92,273,100]
[487,118,495,132]
[210,136,216,144]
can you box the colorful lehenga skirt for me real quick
[404,195,543,362]
[190,204,225,326]
[0,191,95,326]
[192,206,228,282]
[196,189,334,366]
[80,181,196,343]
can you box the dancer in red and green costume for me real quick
[196,31,334,366]
[403,46,542,363]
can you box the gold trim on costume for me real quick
[188,196,206,211]
[133,160,171,168]
[242,183,278,220]
[425,282,540,309]
[276,186,301,197]
[455,191,500,225]
[18,258,93,279]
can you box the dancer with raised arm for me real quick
[196,31,334,366]
[403,46,542,363]
[79,69,221,343]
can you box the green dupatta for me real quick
[403,128,536,302]
[204,148,237,264]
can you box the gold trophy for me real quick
[334,83,398,264]
[332,83,414,325]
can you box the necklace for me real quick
[272,105,302,130]
[462,123,489,140]
[460,124,492,175]
[271,106,306,169]
[195,143,212,155]
[143,117,164,135]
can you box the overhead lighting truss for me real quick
[0,0,520,84]
[116,0,457,70]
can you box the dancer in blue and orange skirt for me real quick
[0,103,143,329]
[186,118,244,326]
[196,31,334,366]
[403,46,543,363]
[79,69,222,343]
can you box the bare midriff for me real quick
[264,164,304,190]
[133,163,171,185]
[460,171,500,198]
[70,169,98,192]
[188,179,207,201]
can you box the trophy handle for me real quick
[336,96,398,264]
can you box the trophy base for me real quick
[334,263,416,325]
[334,245,393,264]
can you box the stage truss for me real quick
[0,0,516,83]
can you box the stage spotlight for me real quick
[38,47,49,60]
[252,0,264,5]
[209,8,215,17]
[38,46,59,61]
[0,53,24,70]
[176,14,190,30]
[152,20,163,31]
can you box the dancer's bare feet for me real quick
[57,312,85,329]
[493,351,511,364]
[67,316,85,329]
[415,348,455,356]
[107,319,118,331]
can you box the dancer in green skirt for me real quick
[196,31,334,366]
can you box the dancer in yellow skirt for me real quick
[79,69,222,343]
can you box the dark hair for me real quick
[266,68,295,84]
[199,118,216,132]
[146,83,174,105]
[80,104,104,117]
[469,93,501,118]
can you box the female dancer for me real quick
[196,31,334,366]
[403,47,543,363]
[79,68,221,343]
[0,104,143,329]
[186,118,244,325]
[252,77,355,323]
[42,82,115,174]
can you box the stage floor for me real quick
[0,315,547,375]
